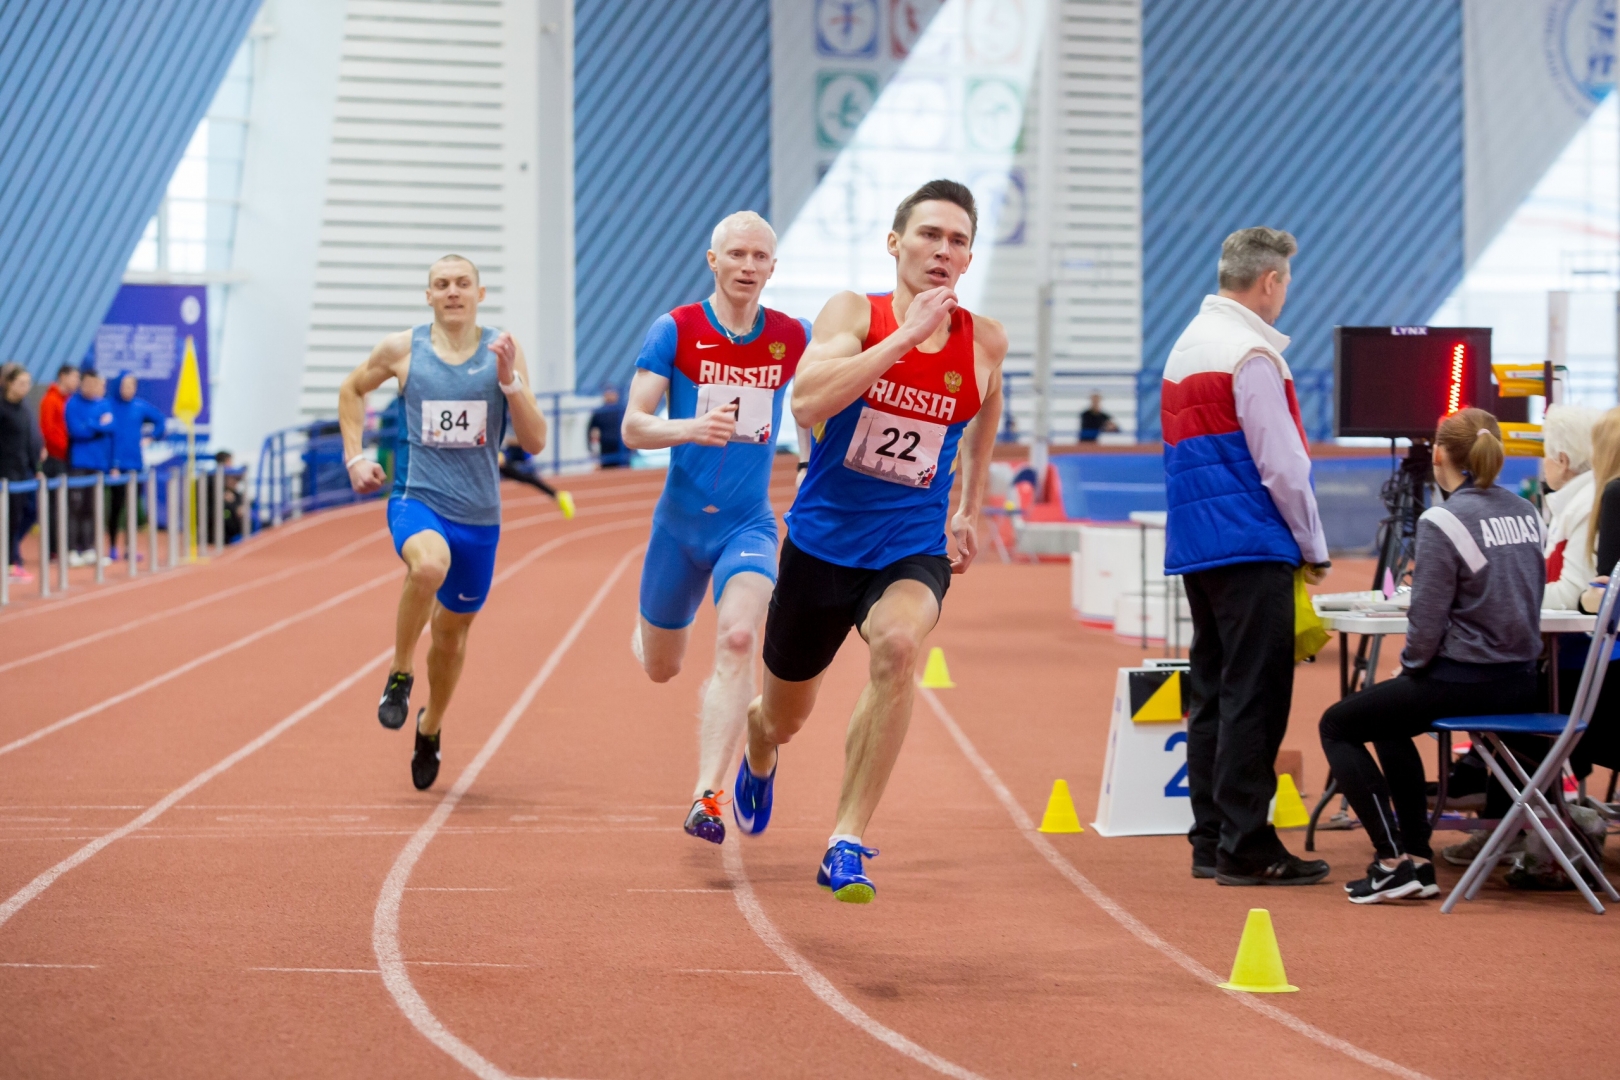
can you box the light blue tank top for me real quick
[394,324,508,526]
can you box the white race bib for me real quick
[843,406,946,488]
[696,383,774,444]
[421,400,488,448]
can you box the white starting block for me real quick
[1092,660,1195,837]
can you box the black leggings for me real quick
[499,463,556,498]
[1319,670,1538,860]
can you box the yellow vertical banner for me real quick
[173,336,203,560]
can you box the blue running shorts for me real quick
[387,497,501,614]
[639,511,779,630]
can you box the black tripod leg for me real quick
[1306,774,1339,853]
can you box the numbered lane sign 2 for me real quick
[1092,665,1195,837]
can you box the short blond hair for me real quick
[429,254,480,284]
[1218,227,1297,291]
[709,211,776,252]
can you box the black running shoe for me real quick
[1346,858,1422,904]
[1414,860,1439,899]
[1192,863,1216,879]
[411,710,440,791]
[378,671,413,730]
[1216,853,1331,886]
[683,790,727,845]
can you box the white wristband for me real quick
[499,373,525,394]
[346,454,367,470]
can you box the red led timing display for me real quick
[1334,327,1516,440]
[1447,342,1465,414]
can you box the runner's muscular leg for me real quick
[747,669,827,776]
[635,619,690,683]
[834,578,940,838]
[695,571,772,796]
[395,530,451,675]
[420,605,476,737]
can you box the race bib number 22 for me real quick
[422,400,488,447]
[843,406,946,488]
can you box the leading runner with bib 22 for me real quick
[737,179,1008,905]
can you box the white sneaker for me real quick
[66,551,87,568]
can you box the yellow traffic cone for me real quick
[1218,909,1298,993]
[1270,773,1310,829]
[1037,779,1084,833]
[920,646,955,688]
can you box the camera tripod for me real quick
[1306,440,1433,848]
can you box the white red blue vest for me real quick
[1160,296,1307,575]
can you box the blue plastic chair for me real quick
[1433,573,1620,914]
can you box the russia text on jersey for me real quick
[698,359,784,388]
[864,377,959,422]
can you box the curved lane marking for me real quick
[0,528,389,676]
[0,498,382,627]
[0,518,642,941]
[372,540,641,1080]
[0,570,400,759]
[721,841,989,1080]
[918,686,1435,1080]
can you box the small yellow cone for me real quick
[920,646,955,689]
[1218,909,1298,993]
[1037,779,1084,833]
[1271,773,1310,829]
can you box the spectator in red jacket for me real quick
[38,364,79,478]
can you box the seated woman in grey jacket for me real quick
[1319,408,1545,905]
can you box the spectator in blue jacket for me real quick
[63,369,114,564]
[106,373,166,559]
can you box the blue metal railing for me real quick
[253,391,606,528]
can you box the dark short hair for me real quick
[57,363,79,378]
[892,179,977,242]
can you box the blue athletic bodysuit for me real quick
[636,300,809,629]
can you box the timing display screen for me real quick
[1333,326,1521,439]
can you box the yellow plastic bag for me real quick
[1294,568,1330,662]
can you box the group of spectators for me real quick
[0,361,169,581]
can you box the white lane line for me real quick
[372,543,639,1080]
[250,967,379,974]
[0,528,389,675]
[625,888,730,894]
[0,961,98,968]
[676,968,794,976]
[0,520,648,909]
[409,961,528,969]
[0,569,400,760]
[0,647,395,930]
[0,498,382,627]
[918,686,1435,1080]
[406,887,509,892]
[721,841,988,1080]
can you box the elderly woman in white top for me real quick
[1541,404,1604,610]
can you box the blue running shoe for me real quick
[732,756,775,836]
[816,841,879,903]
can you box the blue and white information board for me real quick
[89,284,210,428]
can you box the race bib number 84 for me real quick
[843,406,946,487]
[422,400,488,448]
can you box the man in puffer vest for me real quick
[1161,227,1332,886]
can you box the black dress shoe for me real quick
[1216,853,1330,886]
[1192,864,1217,879]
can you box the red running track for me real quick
[0,462,1615,1079]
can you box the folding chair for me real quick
[1434,574,1620,914]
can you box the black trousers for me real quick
[6,488,36,566]
[1320,670,1539,860]
[1183,560,1296,870]
[67,468,98,553]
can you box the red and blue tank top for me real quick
[786,293,982,569]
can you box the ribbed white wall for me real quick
[978,0,1142,439]
[298,0,554,419]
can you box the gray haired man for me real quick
[1160,227,1332,886]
